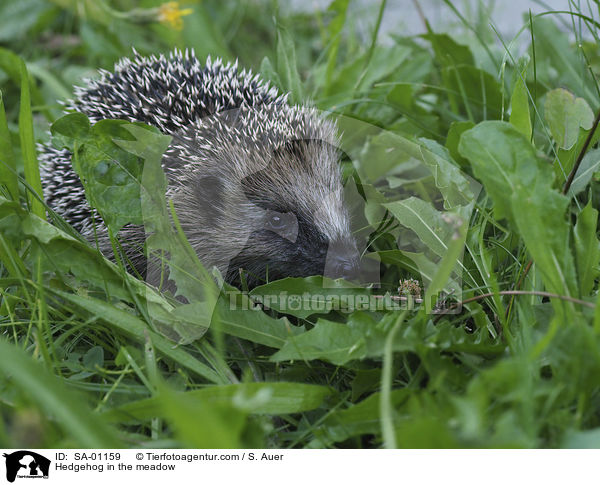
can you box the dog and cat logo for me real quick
[2,451,50,482]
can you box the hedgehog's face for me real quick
[224,199,360,287]
[223,138,360,287]
[177,136,360,288]
[171,109,360,288]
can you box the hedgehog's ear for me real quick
[193,175,225,224]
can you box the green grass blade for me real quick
[0,91,18,200]
[380,312,406,449]
[19,60,44,219]
[0,337,121,447]
[276,28,304,103]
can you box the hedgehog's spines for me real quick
[44,50,308,236]
[65,50,290,130]
[40,49,357,285]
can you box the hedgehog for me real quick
[40,49,360,288]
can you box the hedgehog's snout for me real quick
[325,239,361,281]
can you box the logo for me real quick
[3,451,50,482]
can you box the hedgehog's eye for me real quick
[265,211,298,242]
[267,211,289,230]
[268,214,281,229]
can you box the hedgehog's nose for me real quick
[334,257,360,280]
[327,244,361,280]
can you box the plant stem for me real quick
[435,289,595,323]
[562,108,600,195]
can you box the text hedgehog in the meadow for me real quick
[40,49,360,287]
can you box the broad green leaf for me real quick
[82,346,104,370]
[18,210,174,314]
[51,112,91,141]
[418,138,478,208]
[445,121,475,168]
[387,83,415,110]
[356,131,413,182]
[455,357,539,447]
[442,65,503,122]
[555,121,600,183]
[384,197,458,258]
[259,56,281,92]
[215,291,304,348]
[52,117,218,341]
[545,88,593,150]
[381,199,468,300]
[249,275,369,318]
[512,191,577,299]
[70,119,164,232]
[357,131,475,208]
[270,310,500,365]
[423,32,474,67]
[17,202,208,352]
[313,388,459,447]
[271,319,368,365]
[103,382,333,421]
[116,124,214,300]
[574,201,600,296]
[351,368,382,401]
[510,63,532,139]
[459,121,577,303]
[532,17,597,104]
[459,122,522,223]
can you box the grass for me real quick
[0,0,600,448]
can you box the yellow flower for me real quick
[157,2,193,30]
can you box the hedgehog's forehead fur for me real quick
[168,104,348,241]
